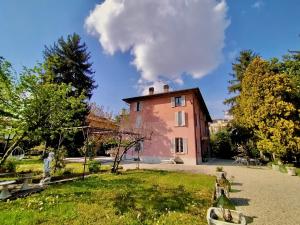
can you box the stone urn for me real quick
[207,207,247,225]
[286,167,296,176]
[216,171,227,180]
[272,164,280,171]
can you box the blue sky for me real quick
[0,0,300,119]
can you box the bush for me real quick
[210,130,235,159]
[88,160,101,173]
[216,166,223,172]
[0,159,17,173]
[62,168,73,175]
[52,147,67,170]
[30,144,45,156]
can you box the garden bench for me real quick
[161,159,176,164]
[249,158,261,166]
[233,157,248,165]
[0,180,16,200]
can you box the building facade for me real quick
[122,86,212,165]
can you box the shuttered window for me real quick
[171,95,186,107]
[173,138,188,153]
[175,111,186,126]
[136,115,142,128]
[136,101,142,111]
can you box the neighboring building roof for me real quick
[86,113,119,130]
[122,87,212,122]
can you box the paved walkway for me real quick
[122,160,300,225]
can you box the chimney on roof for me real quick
[149,87,154,95]
[163,84,169,93]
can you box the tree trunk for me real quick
[272,153,276,161]
[111,136,122,173]
[0,133,26,166]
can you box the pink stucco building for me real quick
[122,85,212,165]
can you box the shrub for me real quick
[52,147,67,170]
[216,166,223,172]
[285,163,294,168]
[0,159,17,173]
[62,168,73,175]
[30,144,45,156]
[88,160,101,173]
[210,130,235,159]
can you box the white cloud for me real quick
[227,49,239,61]
[252,1,264,9]
[85,0,230,93]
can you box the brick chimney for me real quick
[149,87,154,95]
[163,84,169,93]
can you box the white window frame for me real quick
[172,137,188,154]
[175,138,184,153]
[175,111,186,126]
[135,115,142,128]
[136,101,142,112]
[171,95,186,107]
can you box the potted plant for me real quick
[207,207,247,225]
[210,189,247,224]
[271,160,280,171]
[285,164,297,176]
[216,167,227,180]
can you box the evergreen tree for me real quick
[224,50,257,113]
[43,33,96,99]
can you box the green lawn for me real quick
[0,170,215,225]
[14,157,87,174]
[296,167,300,177]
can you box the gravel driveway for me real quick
[122,159,300,225]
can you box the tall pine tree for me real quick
[44,33,96,99]
[224,50,257,114]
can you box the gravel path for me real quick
[122,160,300,225]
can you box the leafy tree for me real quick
[229,125,259,159]
[210,129,235,159]
[281,52,300,109]
[237,57,300,159]
[43,33,97,152]
[0,60,86,165]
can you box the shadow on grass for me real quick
[113,184,209,222]
[69,176,143,189]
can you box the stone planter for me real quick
[215,183,230,199]
[272,164,280,171]
[216,171,227,180]
[207,207,247,225]
[286,167,296,176]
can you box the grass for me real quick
[267,162,300,177]
[0,170,215,225]
[296,168,300,177]
[0,158,111,182]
